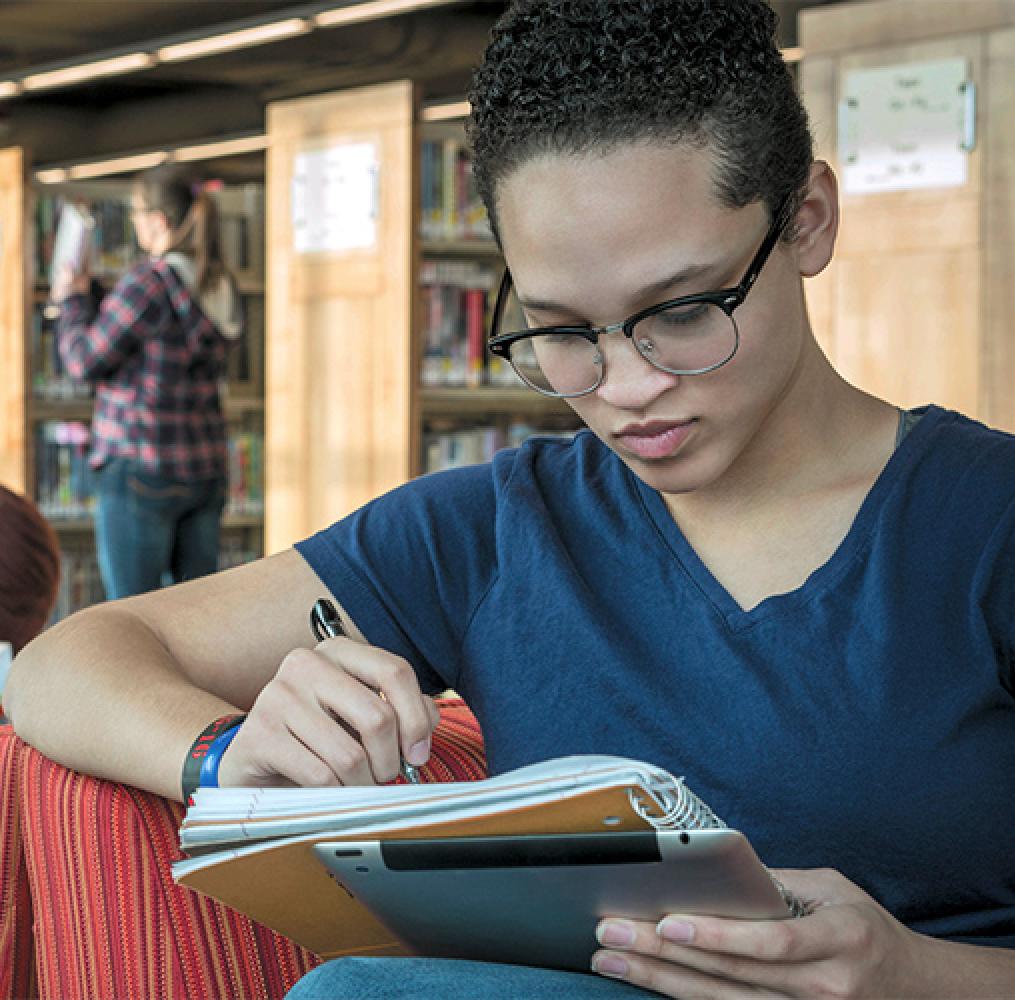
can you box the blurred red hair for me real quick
[0,485,60,654]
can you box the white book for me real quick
[48,201,95,293]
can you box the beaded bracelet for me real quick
[181,713,247,803]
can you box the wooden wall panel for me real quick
[798,55,838,362]
[800,29,988,418]
[264,82,416,554]
[800,0,1015,55]
[834,249,980,412]
[983,27,1015,432]
[0,147,27,493]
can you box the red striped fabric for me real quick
[0,724,37,1000]
[14,698,486,1000]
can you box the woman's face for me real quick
[494,142,827,499]
[129,190,169,255]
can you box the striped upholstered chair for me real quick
[0,698,485,1000]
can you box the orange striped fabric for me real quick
[15,698,486,1000]
[0,724,37,1000]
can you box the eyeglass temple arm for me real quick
[734,193,797,302]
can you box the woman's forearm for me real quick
[6,603,238,800]
[924,936,1015,998]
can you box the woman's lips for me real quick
[615,420,696,460]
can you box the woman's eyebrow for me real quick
[516,261,720,313]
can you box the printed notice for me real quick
[291,142,380,253]
[840,58,972,195]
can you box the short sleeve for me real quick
[295,464,502,694]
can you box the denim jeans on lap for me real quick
[285,957,654,999]
[94,458,225,599]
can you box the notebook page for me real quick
[180,756,677,850]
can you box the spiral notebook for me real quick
[173,755,801,958]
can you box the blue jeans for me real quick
[286,957,653,998]
[94,458,225,599]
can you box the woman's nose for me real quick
[593,331,679,407]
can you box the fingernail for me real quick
[658,918,695,943]
[407,737,430,766]
[597,920,635,947]
[592,953,628,978]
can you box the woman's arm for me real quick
[56,268,159,381]
[5,549,437,801]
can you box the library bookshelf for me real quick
[0,149,267,620]
[263,80,580,553]
[0,79,583,615]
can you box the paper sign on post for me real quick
[291,142,380,254]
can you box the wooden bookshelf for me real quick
[0,150,268,617]
[263,82,584,552]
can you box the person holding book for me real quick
[8,0,1015,996]
[50,166,243,600]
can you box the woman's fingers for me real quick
[217,639,438,788]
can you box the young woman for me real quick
[51,166,242,599]
[10,2,1015,996]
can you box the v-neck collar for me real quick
[632,405,946,632]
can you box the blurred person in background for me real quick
[51,165,242,599]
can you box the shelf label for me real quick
[291,142,380,253]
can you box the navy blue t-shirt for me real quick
[296,405,1015,946]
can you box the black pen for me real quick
[310,597,420,784]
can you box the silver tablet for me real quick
[313,830,791,971]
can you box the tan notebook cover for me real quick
[176,783,654,957]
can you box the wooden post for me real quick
[0,147,28,493]
[264,82,417,553]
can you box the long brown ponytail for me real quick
[134,165,228,293]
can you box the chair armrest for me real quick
[16,697,485,1000]
[0,724,36,1000]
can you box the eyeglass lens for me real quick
[504,292,739,396]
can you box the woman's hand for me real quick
[592,868,975,998]
[50,263,92,303]
[217,635,440,787]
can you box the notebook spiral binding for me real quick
[628,772,811,919]
[627,775,724,831]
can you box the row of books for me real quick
[225,432,265,516]
[34,421,266,520]
[50,539,263,623]
[420,137,491,243]
[50,547,105,624]
[31,307,93,399]
[420,260,519,388]
[422,422,576,474]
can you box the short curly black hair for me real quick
[467,0,813,240]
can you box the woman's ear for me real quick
[791,160,839,278]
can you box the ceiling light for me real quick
[420,100,471,122]
[35,168,69,185]
[0,81,21,99]
[157,18,310,63]
[68,151,169,180]
[173,135,269,162]
[314,0,460,29]
[21,53,155,92]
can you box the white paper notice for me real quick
[840,59,972,195]
[291,143,380,253]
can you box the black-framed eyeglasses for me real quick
[487,194,795,398]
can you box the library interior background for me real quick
[1,0,1012,627]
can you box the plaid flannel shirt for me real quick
[57,257,229,482]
